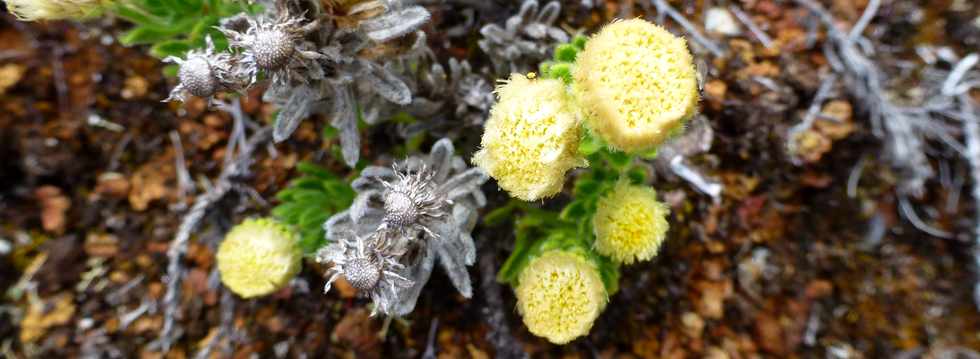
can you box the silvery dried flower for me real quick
[317,233,412,316]
[322,138,488,316]
[478,0,568,75]
[253,0,429,162]
[164,36,244,103]
[219,5,325,87]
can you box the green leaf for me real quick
[607,150,632,170]
[150,40,192,58]
[578,131,602,156]
[296,162,335,180]
[120,26,181,46]
[572,34,588,50]
[559,200,588,221]
[299,231,325,255]
[271,202,307,222]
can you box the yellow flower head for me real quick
[217,218,302,298]
[473,73,586,201]
[593,182,670,264]
[4,0,109,21]
[515,250,608,344]
[574,18,700,153]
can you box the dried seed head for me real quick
[252,28,296,70]
[343,256,382,290]
[178,56,218,98]
[380,168,445,232]
[383,190,419,227]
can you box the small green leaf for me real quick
[559,200,588,221]
[296,162,334,179]
[572,34,588,50]
[150,40,192,58]
[578,131,602,156]
[554,43,578,62]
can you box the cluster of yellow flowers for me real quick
[475,18,699,201]
[478,18,691,345]
[4,0,110,21]
[216,218,302,298]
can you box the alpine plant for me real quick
[164,0,432,167]
[318,138,489,316]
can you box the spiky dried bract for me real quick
[593,182,669,264]
[574,18,700,152]
[323,138,488,316]
[4,0,108,21]
[473,74,585,201]
[516,250,607,344]
[164,37,243,103]
[220,9,323,87]
[317,234,412,316]
[216,218,302,298]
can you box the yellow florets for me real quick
[593,182,669,264]
[473,73,586,201]
[4,0,109,21]
[515,250,608,344]
[574,18,700,153]
[216,218,302,298]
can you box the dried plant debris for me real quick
[479,0,569,75]
[375,53,495,137]
[319,138,488,316]
[166,0,431,166]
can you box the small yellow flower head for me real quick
[574,18,700,153]
[4,0,110,21]
[593,182,670,264]
[473,73,586,201]
[217,218,302,298]
[515,250,608,344]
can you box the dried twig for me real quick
[728,5,773,48]
[154,123,272,351]
[650,0,725,57]
[787,73,837,163]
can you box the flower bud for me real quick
[217,218,302,298]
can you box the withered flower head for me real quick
[220,7,324,86]
[164,36,244,103]
[323,138,488,316]
[317,233,412,316]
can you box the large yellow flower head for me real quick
[574,18,700,153]
[4,0,109,21]
[515,250,608,344]
[217,218,302,298]
[593,182,670,264]
[473,73,586,201]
